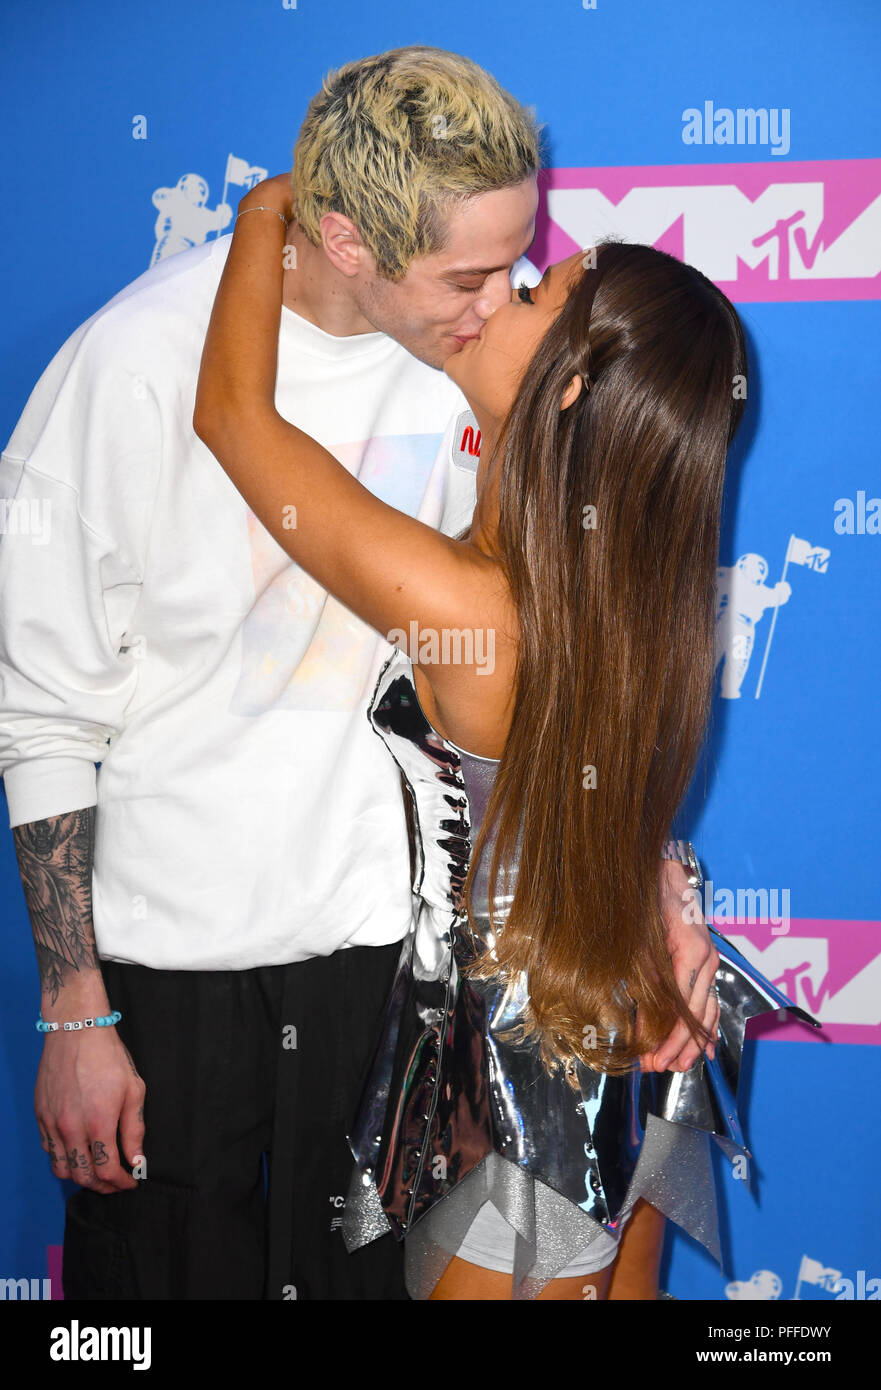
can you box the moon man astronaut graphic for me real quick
[715,554,791,699]
[150,174,232,266]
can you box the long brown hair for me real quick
[464,240,748,1077]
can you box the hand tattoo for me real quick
[122,1046,140,1080]
[91,1140,109,1166]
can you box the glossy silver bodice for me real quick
[341,648,819,1297]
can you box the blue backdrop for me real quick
[1,0,878,1301]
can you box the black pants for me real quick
[62,942,408,1300]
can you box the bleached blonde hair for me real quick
[291,46,542,280]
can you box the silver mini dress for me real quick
[342,648,819,1299]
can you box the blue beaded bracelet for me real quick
[36,1010,122,1034]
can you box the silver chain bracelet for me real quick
[236,206,288,228]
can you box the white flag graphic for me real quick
[787,535,830,573]
[224,154,268,190]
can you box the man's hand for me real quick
[639,859,720,1074]
[35,1025,145,1193]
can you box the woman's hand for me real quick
[638,860,721,1073]
[236,172,294,223]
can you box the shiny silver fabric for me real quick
[342,649,820,1298]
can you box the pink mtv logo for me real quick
[717,919,881,1044]
[534,159,881,302]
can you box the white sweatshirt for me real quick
[0,234,477,969]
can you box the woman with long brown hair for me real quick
[194,177,817,1301]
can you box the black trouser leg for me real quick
[62,961,283,1300]
[266,940,409,1300]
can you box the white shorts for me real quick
[455,1198,634,1278]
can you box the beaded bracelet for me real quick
[36,1010,122,1034]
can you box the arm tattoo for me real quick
[13,808,101,1004]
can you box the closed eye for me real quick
[516,282,533,304]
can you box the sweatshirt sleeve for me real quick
[0,322,161,829]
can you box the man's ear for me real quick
[560,373,584,411]
[319,211,369,278]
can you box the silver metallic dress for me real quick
[342,648,820,1299]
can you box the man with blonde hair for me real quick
[1,45,540,1301]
